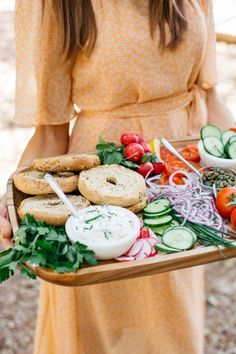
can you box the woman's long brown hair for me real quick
[51,0,188,60]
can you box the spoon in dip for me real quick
[44,173,80,218]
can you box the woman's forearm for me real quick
[18,123,69,167]
[206,88,235,129]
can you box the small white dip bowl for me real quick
[65,205,140,260]
[198,140,236,170]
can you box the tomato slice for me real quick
[180,144,200,162]
[230,128,236,133]
[165,161,186,176]
[159,174,169,185]
[172,176,185,185]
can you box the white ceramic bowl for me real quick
[65,205,140,260]
[198,140,236,170]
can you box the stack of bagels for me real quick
[14,153,147,226]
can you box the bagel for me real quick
[78,165,146,207]
[128,191,148,214]
[18,195,90,226]
[13,170,78,195]
[33,153,100,172]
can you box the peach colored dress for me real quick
[15,1,216,353]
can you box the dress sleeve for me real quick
[15,0,76,127]
[197,0,217,89]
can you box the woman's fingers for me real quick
[0,215,13,249]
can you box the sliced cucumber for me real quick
[162,227,195,250]
[203,136,224,157]
[143,199,170,214]
[151,220,179,235]
[200,125,221,140]
[229,135,236,144]
[227,140,236,159]
[221,130,236,147]
[143,208,171,219]
[151,224,172,235]
[143,215,173,227]
[154,243,181,254]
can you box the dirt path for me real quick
[0,5,236,354]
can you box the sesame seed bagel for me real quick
[13,170,78,195]
[18,195,90,226]
[78,164,146,207]
[33,154,100,172]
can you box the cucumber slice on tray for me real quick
[151,220,179,236]
[154,243,181,254]
[143,208,171,219]
[143,199,170,214]
[162,227,196,251]
[203,136,224,157]
[200,125,221,140]
[143,215,173,227]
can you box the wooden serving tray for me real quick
[6,138,236,287]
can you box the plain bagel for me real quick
[78,164,146,207]
[13,170,79,195]
[18,195,90,226]
[33,153,100,172]
[128,191,148,214]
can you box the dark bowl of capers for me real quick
[199,166,236,191]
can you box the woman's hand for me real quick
[0,196,13,249]
[206,88,235,129]
[0,123,69,250]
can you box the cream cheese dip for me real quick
[65,205,140,260]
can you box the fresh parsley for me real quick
[0,214,97,284]
[96,137,137,169]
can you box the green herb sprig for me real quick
[0,215,97,283]
[96,137,137,169]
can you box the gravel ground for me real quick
[0,5,236,354]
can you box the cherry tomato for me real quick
[152,162,166,175]
[230,208,236,229]
[180,144,200,162]
[136,162,154,177]
[120,133,140,146]
[140,142,152,153]
[230,128,236,133]
[215,187,236,219]
[125,143,144,162]
[139,229,150,238]
[138,135,144,143]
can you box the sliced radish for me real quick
[147,237,159,246]
[115,228,159,262]
[135,251,149,260]
[115,256,135,262]
[141,239,152,256]
[150,248,158,256]
[126,239,144,257]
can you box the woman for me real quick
[0,0,234,353]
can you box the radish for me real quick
[115,228,158,262]
[116,256,135,262]
[125,239,143,257]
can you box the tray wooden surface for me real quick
[6,137,236,287]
